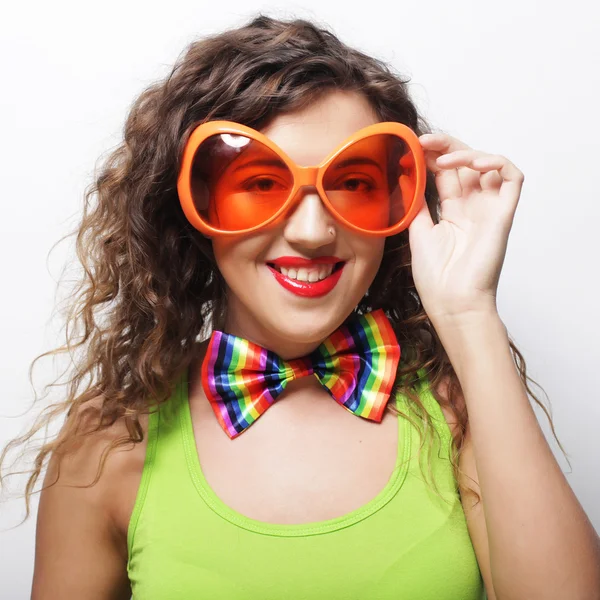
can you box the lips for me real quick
[268,256,341,268]
[266,256,346,298]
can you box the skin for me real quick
[31,90,495,599]
[211,90,386,359]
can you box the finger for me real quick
[421,134,475,201]
[480,170,503,191]
[437,150,489,193]
[423,150,463,200]
[433,167,462,201]
[440,152,525,209]
[419,133,472,154]
[419,134,462,199]
[495,158,525,211]
[455,153,524,207]
[459,166,484,192]
[407,197,434,246]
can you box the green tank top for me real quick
[127,367,485,599]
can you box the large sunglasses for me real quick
[177,120,426,237]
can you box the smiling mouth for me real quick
[266,261,345,282]
[266,261,346,298]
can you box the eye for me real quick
[337,176,375,192]
[243,177,288,192]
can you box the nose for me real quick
[282,189,337,249]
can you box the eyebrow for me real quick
[333,156,383,173]
[230,155,384,172]
[232,158,288,172]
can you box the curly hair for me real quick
[0,13,567,523]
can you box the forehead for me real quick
[260,90,381,166]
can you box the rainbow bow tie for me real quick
[201,309,401,439]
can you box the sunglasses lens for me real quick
[322,134,416,232]
[189,133,293,231]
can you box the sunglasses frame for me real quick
[177,120,427,237]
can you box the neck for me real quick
[223,310,325,361]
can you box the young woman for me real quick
[2,14,599,600]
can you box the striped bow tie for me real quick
[201,309,401,439]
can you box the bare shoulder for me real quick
[32,398,149,599]
[50,397,150,536]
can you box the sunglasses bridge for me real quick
[284,166,331,211]
[290,165,324,187]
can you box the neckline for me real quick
[178,367,412,537]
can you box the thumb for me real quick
[407,198,433,246]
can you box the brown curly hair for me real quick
[0,13,567,524]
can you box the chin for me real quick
[261,302,356,344]
[222,271,370,351]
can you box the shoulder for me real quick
[43,396,151,543]
[33,399,150,598]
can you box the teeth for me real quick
[319,266,332,280]
[296,268,308,281]
[275,264,336,281]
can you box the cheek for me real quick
[348,237,385,295]
[210,236,270,284]
[212,240,247,282]
[357,238,385,273]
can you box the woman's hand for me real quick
[407,132,525,325]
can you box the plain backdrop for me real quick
[1,0,599,597]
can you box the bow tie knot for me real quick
[282,357,315,380]
[201,309,401,439]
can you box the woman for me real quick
[2,14,599,600]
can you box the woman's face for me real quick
[211,90,386,359]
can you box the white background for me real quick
[1,0,599,597]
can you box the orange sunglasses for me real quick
[177,120,427,237]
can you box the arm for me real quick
[435,311,600,600]
[439,396,497,599]
[31,412,134,600]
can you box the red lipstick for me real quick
[268,256,341,267]
[266,256,345,298]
